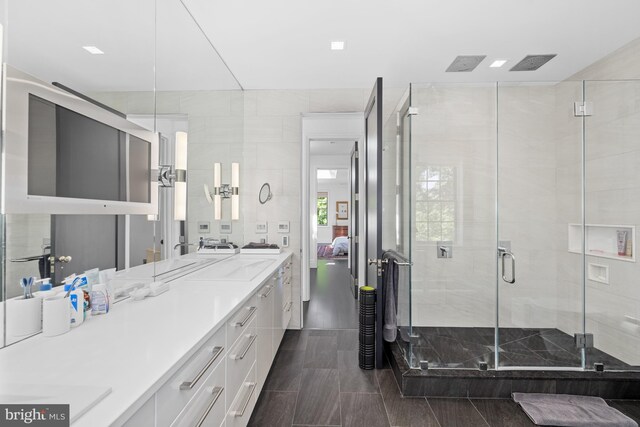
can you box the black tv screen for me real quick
[28,94,151,203]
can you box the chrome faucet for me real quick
[437,241,453,258]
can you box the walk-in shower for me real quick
[383,79,640,374]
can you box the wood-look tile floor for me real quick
[303,259,358,330]
[250,329,640,426]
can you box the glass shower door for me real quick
[583,80,640,371]
[496,81,584,369]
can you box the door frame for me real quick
[301,113,366,321]
[364,78,384,368]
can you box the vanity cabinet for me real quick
[255,277,275,396]
[282,259,293,330]
[156,327,226,426]
[121,256,292,427]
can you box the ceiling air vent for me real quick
[510,54,557,71]
[445,55,486,72]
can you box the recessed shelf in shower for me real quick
[568,223,635,262]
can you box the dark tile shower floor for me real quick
[405,327,635,370]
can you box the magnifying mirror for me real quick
[259,183,272,204]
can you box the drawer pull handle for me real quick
[258,285,274,298]
[195,386,224,427]
[232,306,256,327]
[284,302,293,312]
[180,346,224,390]
[230,382,257,417]
[230,334,257,360]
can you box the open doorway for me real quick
[304,140,358,329]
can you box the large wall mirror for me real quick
[0,0,244,348]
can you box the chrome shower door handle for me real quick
[500,250,516,284]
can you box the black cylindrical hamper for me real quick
[359,286,376,370]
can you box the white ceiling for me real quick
[183,0,640,89]
[3,0,640,91]
[317,169,349,185]
[2,0,239,92]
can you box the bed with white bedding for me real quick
[317,236,349,258]
[331,236,349,256]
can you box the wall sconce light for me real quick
[204,162,240,221]
[158,131,188,221]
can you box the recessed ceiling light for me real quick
[330,41,345,51]
[490,59,507,68]
[83,46,104,55]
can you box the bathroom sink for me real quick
[197,247,239,255]
[187,257,275,281]
[0,384,111,423]
[116,258,223,282]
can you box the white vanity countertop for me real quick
[0,252,291,426]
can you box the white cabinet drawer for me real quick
[283,261,292,280]
[256,280,274,396]
[226,363,257,427]
[226,318,257,410]
[227,305,257,350]
[157,326,226,426]
[282,300,292,330]
[171,359,226,427]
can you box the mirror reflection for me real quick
[0,0,243,348]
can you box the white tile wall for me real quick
[91,90,245,252]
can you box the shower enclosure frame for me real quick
[396,79,640,373]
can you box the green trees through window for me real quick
[317,192,328,226]
[415,166,456,242]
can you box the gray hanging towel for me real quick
[382,253,399,342]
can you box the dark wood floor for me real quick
[250,329,640,427]
[303,259,358,329]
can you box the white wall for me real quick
[92,90,245,250]
[91,88,396,329]
[244,91,375,326]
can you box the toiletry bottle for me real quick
[91,283,110,315]
[70,287,85,327]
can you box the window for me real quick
[317,192,328,226]
[415,166,456,242]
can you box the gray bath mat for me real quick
[512,393,638,427]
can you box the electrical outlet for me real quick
[282,235,289,247]
[256,222,268,234]
[278,221,290,233]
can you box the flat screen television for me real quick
[2,65,158,215]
